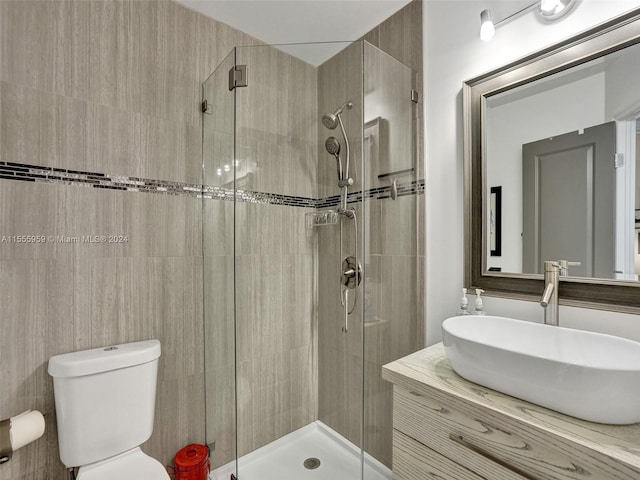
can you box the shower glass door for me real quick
[203,40,422,480]
[202,49,238,477]
[232,41,366,480]
[361,42,423,476]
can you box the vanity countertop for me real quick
[382,343,640,471]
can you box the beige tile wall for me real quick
[233,45,318,458]
[203,44,318,467]
[317,0,424,469]
[363,0,424,123]
[235,45,319,198]
[0,1,258,478]
[316,41,366,451]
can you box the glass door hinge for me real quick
[229,65,248,91]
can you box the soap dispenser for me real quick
[474,288,486,315]
[457,288,470,315]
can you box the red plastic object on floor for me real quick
[173,444,210,480]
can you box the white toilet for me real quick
[48,339,170,479]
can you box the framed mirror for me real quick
[464,7,640,312]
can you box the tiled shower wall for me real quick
[0,1,258,478]
[203,45,318,468]
[316,40,366,449]
[317,0,424,468]
[233,46,319,459]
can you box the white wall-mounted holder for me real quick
[0,417,11,464]
[0,410,45,464]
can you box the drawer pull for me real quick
[449,434,539,480]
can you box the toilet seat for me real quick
[76,447,170,480]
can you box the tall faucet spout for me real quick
[540,283,554,307]
[541,261,560,326]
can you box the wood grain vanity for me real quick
[382,344,640,480]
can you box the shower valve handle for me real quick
[341,256,361,289]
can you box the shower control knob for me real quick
[341,256,362,289]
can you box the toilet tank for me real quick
[48,340,161,468]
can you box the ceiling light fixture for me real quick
[479,0,578,41]
[538,0,577,20]
[480,9,495,42]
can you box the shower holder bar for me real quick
[378,168,416,200]
[377,167,415,180]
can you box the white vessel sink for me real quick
[442,315,640,424]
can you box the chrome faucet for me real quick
[540,261,560,326]
[557,259,582,276]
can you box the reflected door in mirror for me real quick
[522,122,615,278]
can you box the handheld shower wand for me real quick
[324,136,343,182]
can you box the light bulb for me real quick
[216,168,222,176]
[540,0,562,14]
[223,164,230,172]
[480,9,495,42]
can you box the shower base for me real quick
[210,421,391,480]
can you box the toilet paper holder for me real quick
[0,410,46,465]
[0,417,11,464]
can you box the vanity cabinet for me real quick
[382,344,640,480]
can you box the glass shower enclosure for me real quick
[203,40,424,480]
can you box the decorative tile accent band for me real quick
[0,161,424,207]
[0,161,206,197]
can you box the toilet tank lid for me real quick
[48,340,161,378]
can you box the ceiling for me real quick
[177,0,413,65]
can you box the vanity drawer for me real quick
[393,429,484,480]
[393,386,638,480]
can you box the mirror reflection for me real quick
[485,42,640,280]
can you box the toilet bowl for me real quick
[48,340,169,479]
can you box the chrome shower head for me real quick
[322,113,338,130]
[322,101,353,130]
[325,136,341,155]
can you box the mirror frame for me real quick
[464,7,640,313]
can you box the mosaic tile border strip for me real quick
[0,161,424,207]
[0,161,206,197]
[316,179,426,208]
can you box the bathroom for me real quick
[1,0,640,479]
